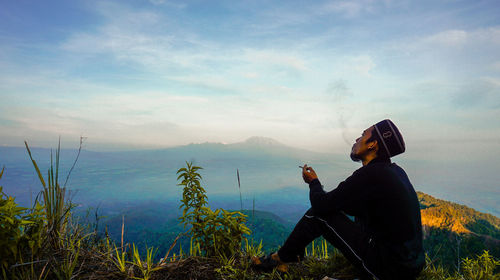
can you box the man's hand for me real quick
[302,164,318,184]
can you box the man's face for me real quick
[350,126,376,162]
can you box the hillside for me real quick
[89,191,500,270]
[418,192,500,269]
[95,204,292,258]
[2,163,499,279]
[419,192,500,236]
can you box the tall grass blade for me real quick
[64,136,85,188]
[252,195,255,224]
[237,169,242,210]
[161,231,186,263]
[24,141,46,187]
[25,140,71,247]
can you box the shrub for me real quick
[0,167,45,278]
[176,162,251,257]
[461,251,500,280]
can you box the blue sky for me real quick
[0,0,499,159]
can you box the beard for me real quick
[350,151,361,162]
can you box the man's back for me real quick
[353,160,424,269]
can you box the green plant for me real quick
[0,167,45,278]
[110,241,127,274]
[128,243,161,280]
[305,239,329,260]
[461,251,500,280]
[177,162,207,230]
[53,239,81,280]
[176,162,251,258]
[189,238,202,257]
[244,238,264,257]
[25,140,72,247]
[199,207,251,257]
[0,183,27,275]
[214,254,238,279]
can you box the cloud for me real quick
[349,55,375,77]
[491,61,500,71]
[321,1,365,18]
[376,26,500,82]
[60,3,312,88]
[61,2,202,71]
[0,97,190,148]
[147,0,186,8]
[422,30,468,47]
[242,49,309,72]
[451,78,500,109]
[396,27,500,54]
[167,75,240,94]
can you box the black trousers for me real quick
[277,209,417,280]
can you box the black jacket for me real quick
[308,157,425,272]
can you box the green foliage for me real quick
[177,162,207,229]
[461,251,500,280]
[0,168,45,277]
[176,161,251,257]
[418,254,454,280]
[25,141,72,247]
[127,243,161,280]
[0,185,26,273]
[4,140,91,280]
[53,239,81,280]
[305,239,329,260]
[417,251,500,280]
[110,241,127,274]
[244,238,264,257]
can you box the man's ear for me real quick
[368,139,378,150]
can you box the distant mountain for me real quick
[236,136,286,147]
[0,141,348,208]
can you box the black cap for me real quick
[372,119,405,158]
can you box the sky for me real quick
[0,0,499,157]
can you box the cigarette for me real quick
[299,166,304,168]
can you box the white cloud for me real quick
[422,30,468,47]
[321,1,364,17]
[167,75,239,93]
[242,72,259,79]
[349,55,376,77]
[242,49,309,72]
[147,0,186,8]
[395,27,500,53]
[491,61,500,71]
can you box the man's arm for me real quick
[306,167,370,215]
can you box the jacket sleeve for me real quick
[309,168,371,215]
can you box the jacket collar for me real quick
[367,157,391,166]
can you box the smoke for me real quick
[338,113,351,146]
[325,79,353,146]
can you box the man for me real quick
[253,119,425,280]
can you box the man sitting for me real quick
[253,119,425,280]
